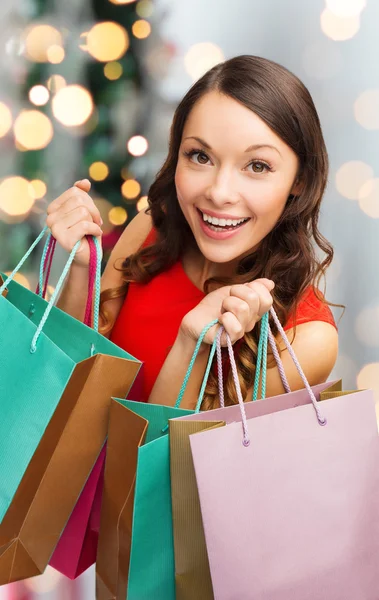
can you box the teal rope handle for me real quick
[93,237,102,333]
[0,226,48,296]
[30,240,81,352]
[195,331,219,413]
[162,319,219,433]
[174,318,219,409]
[252,312,269,401]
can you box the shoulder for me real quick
[284,285,337,332]
[265,319,338,396]
[101,209,153,288]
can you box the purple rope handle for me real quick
[216,327,250,445]
[269,308,326,425]
[84,236,97,328]
[268,327,291,393]
[216,327,225,408]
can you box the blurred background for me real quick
[0,0,378,597]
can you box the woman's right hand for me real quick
[45,179,103,267]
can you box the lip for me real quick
[197,208,250,241]
[197,207,251,221]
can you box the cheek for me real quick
[246,182,289,219]
[175,165,203,205]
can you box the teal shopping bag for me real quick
[0,228,141,582]
[96,321,219,600]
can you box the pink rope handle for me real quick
[84,236,97,328]
[36,236,56,298]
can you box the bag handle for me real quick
[216,306,327,446]
[37,234,98,329]
[0,227,102,351]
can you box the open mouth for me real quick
[197,208,250,233]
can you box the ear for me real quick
[290,176,304,197]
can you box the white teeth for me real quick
[201,211,247,227]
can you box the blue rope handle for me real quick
[0,226,48,296]
[162,319,219,433]
[252,311,269,401]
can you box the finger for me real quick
[74,179,91,193]
[221,295,253,331]
[244,282,274,320]
[246,278,275,292]
[47,193,102,227]
[51,221,103,253]
[218,311,244,345]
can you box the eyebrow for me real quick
[183,136,282,157]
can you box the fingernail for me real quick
[100,218,103,225]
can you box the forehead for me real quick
[182,90,287,153]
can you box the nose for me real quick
[205,167,240,207]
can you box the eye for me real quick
[184,149,210,165]
[247,160,271,174]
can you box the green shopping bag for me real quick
[96,320,219,600]
[0,228,141,581]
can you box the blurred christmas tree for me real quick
[0,0,156,279]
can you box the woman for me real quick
[47,55,338,409]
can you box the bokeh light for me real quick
[87,22,129,62]
[109,0,137,3]
[93,198,114,234]
[136,0,154,17]
[127,135,148,156]
[47,44,65,64]
[358,179,379,218]
[0,103,12,138]
[354,90,379,130]
[104,61,123,80]
[357,363,379,403]
[52,85,94,126]
[137,195,149,211]
[355,306,379,347]
[29,179,47,199]
[335,161,374,200]
[122,179,141,199]
[320,9,360,40]
[0,177,35,217]
[14,110,54,150]
[29,85,50,106]
[23,25,63,62]
[46,74,66,93]
[132,19,151,39]
[89,161,109,181]
[184,43,224,81]
[109,206,128,225]
[325,0,366,18]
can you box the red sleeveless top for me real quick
[111,230,336,402]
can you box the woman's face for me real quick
[175,91,300,265]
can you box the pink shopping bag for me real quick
[189,311,379,600]
[49,446,106,579]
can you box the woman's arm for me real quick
[250,321,339,399]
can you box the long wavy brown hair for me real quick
[100,55,335,409]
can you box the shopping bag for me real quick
[168,320,338,600]
[48,237,109,579]
[0,229,141,584]
[189,310,379,600]
[95,320,219,600]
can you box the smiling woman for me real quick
[48,55,338,409]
